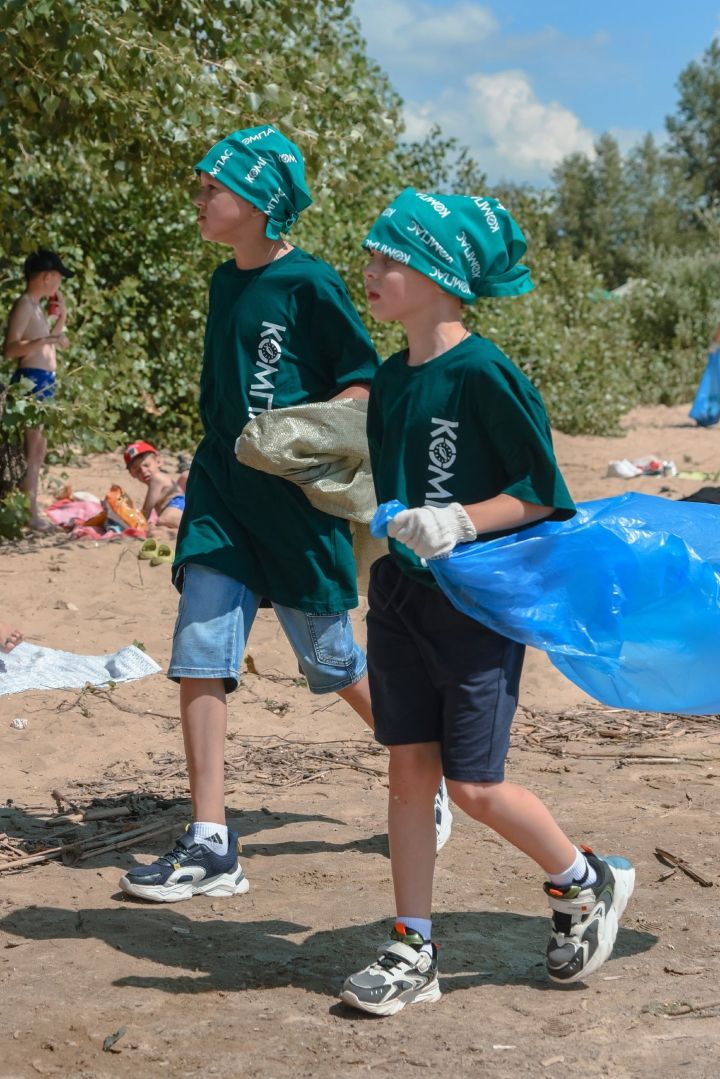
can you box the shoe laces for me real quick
[156,834,197,869]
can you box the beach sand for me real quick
[1,402,719,1077]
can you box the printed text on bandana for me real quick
[425,418,458,506]
[364,239,411,264]
[407,220,454,264]
[209,148,234,177]
[471,198,500,234]
[248,321,286,418]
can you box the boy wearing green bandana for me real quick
[340,189,634,1015]
[120,125,390,904]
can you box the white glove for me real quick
[388,503,476,560]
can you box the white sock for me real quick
[548,847,597,888]
[190,822,229,856]
[397,917,432,951]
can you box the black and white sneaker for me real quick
[119,828,249,903]
[545,848,635,983]
[340,923,441,1016]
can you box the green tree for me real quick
[666,38,720,203]
[0,0,404,451]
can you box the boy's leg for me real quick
[275,607,452,849]
[435,592,634,986]
[119,564,258,903]
[340,558,445,1015]
[446,779,575,872]
[181,677,227,825]
[388,743,441,917]
[448,777,634,984]
[22,426,48,528]
[336,674,373,730]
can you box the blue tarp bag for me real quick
[689,347,720,426]
[371,494,720,715]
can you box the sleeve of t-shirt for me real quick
[366,374,384,489]
[474,363,575,519]
[313,272,381,394]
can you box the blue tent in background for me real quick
[372,494,720,715]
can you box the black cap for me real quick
[23,249,74,281]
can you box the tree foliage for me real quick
[1,1,719,511]
[0,0,404,452]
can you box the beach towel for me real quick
[0,642,161,696]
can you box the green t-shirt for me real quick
[367,333,576,586]
[175,248,381,613]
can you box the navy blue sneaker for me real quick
[119,828,249,903]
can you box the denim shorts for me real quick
[367,556,525,783]
[167,563,366,694]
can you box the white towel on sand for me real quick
[0,642,161,696]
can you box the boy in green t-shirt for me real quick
[119,128,451,904]
[340,189,634,1015]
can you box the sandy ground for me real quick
[1,403,720,1078]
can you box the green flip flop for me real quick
[138,538,158,560]
[150,543,174,566]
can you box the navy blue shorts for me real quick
[367,556,525,783]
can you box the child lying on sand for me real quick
[124,440,185,538]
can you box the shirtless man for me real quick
[124,440,185,538]
[3,250,73,529]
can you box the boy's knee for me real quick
[446,778,504,818]
[388,743,442,794]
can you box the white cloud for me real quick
[401,70,595,183]
[353,0,602,181]
[355,0,499,73]
[464,70,596,171]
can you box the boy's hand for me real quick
[52,333,70,348]
[388,503,476,559]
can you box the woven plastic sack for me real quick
[371,493,720,714]
[689,348,720,427]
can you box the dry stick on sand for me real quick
[654,847,714,888]
[0,817,177,874]
[57,683,178,723]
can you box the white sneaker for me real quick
[435,778,453,852]
[545,849,635,983]
[341,923,440,1016]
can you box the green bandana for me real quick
[195,124,312,239]
[363,187,533,301]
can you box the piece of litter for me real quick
[171,925,191,935]
[10,718,27,730]
[102,1026,127,1053]
[54,600,79,611]
[606,456,676,479]
[542,1057,565,1068]
[607,458,643,479]
[493,1045,516,1050]
[603,975,623,980]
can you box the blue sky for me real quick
[353,0,720,184]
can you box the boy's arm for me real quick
[3,299,66,358]
[463,493,553,534]
[140,475,165,519]
[388,495,554,561]
[51,291,68,335]
[330,383,370,401]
